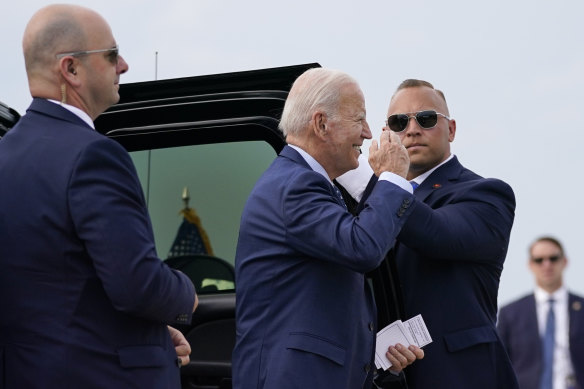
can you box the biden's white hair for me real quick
[279,68,358,137]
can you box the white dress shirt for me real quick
[48,99,95,129]
[534,286,575,389]
[290,146,412,195]
[337,153,454,201]
[408,154,453,188]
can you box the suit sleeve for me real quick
[68,137,195,324]
[496,306,512,356]
[283,170,415,273]
[397,178,515,263]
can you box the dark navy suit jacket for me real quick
[360,156,518,389]
[497,292,584,389]
[232,146,415,389]
[0,99,196,388]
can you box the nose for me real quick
[362,120,372,139]
[404,115,422,135]
[117,55,129,74]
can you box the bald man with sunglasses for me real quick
[497,237,584,389]
[0,5,197,388]
[338,79,518,388]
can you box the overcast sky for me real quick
[2,0,583,306]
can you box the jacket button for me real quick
[364,364,371,373]
[368,322,374,331]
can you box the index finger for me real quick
[379,129,390,145]
[388,130,402,145]
[369,139,379,154]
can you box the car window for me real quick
[130,140,277,293]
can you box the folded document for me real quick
[374,314,432,370]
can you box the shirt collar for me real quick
[48,99,95,129]
[534,285,567,304]
[410,153,454,186]
[288,144,332,184]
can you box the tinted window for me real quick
[130,140,277,293]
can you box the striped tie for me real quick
[540,298,555,389]
[332,185,347,209]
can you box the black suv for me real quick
[2,63,403,389]
[0,101,20,138]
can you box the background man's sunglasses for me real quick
[387,110,450,133]
[531,255,562,264]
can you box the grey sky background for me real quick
[2,0,583,306]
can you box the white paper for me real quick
[374,314,432,370]
[403,314,432,348]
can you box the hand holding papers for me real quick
[375,314,432,370]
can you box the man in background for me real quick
[339,79,518,388]
[0,5,197,388]
[232,68,423,389]
[498,236,584,388]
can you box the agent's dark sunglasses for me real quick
[387,110,450,133]
[531,255,562,265]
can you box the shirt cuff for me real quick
[378,171,413,194]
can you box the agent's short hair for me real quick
[24,11,86,74]
[279,68,357,137]
[529,236,565,258]
[394,79,447,106]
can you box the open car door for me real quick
[94,63,320,389]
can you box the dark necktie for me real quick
[332,185,347,209]
[410,181,419,190]
[540,298,555,389]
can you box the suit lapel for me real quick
[415,156,464,202]
[569,293,583,342]
[280,145,345,207]
[527,295,541,342]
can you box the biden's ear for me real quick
[311,110,329,140]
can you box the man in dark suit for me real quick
[497,236,584,389]
[0,5,197,388]
[232,68,424,389]
[339,79,518,388]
